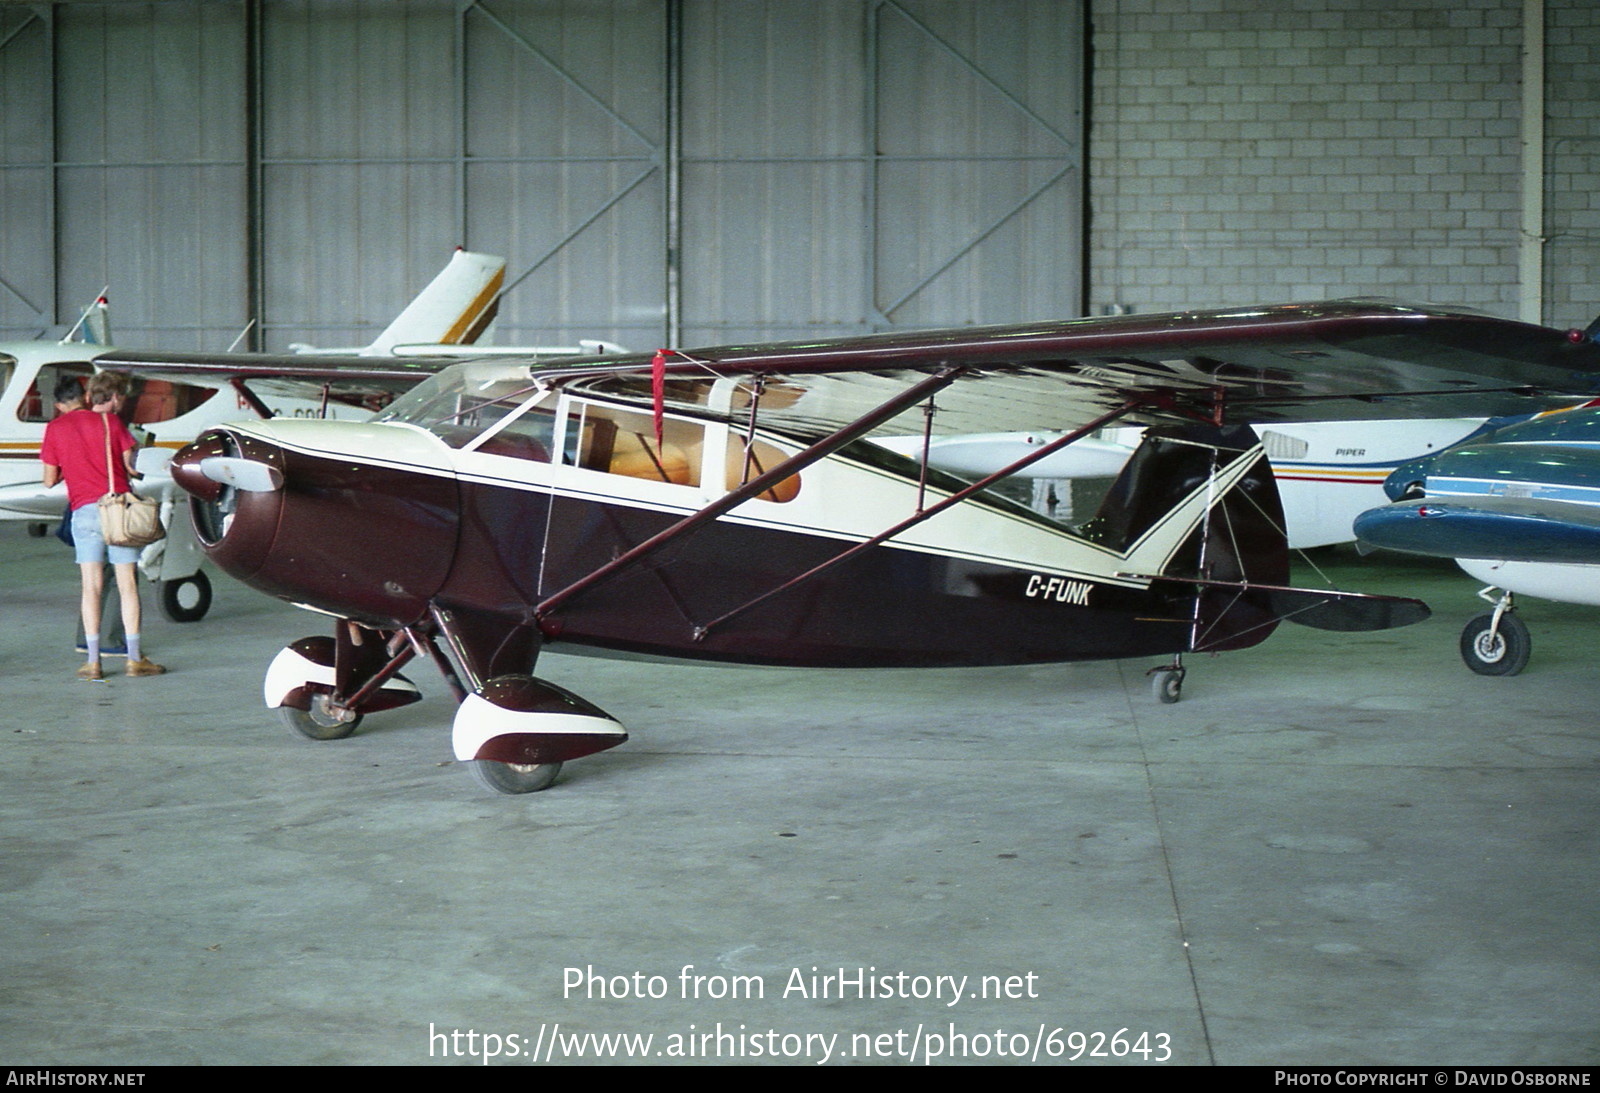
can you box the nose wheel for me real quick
[157,571,213,623]
[1460,588,1530,677]
[1461,610,1530,676]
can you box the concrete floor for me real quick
[1,522,1596,1066]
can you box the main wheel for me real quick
[1151,668,1184,704]
[1460,612,1531,676]
[470,759,563,795]
[277,694,363,741]
[157,572,213,623]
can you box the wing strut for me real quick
[692,398,1147,641]
[230,377,273,419]
[534,366,969,631]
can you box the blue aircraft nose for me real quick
[1381,457,1434,501]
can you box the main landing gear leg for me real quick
[1460,588,1531,676]
[264,626,423,740]
[1148,656,1186,704]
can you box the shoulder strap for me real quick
[102,412,115,494]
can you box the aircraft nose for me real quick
[176,420,461,628]
[173,432,284,501]
[173,428,286,582]
[171,433,226,502]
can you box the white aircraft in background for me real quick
[0,248,545,621]
[881,418,1491,550]
[1247,419,1493,548]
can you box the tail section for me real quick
[1087,422,1426,652]
[289,249,507,357]
[1084,423,1290,652]
[363,249,504,355]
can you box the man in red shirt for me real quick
[40,371,166,680]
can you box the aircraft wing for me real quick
[534,300,1600,437]
[91,351,448,410]
[1354,496,1600,564]
[97,299,1600,433]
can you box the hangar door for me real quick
[0,1,1083,352]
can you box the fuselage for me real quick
[1257,419,1488,548]
[173,362,1286,670]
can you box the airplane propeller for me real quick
[196,456,283,493]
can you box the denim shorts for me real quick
[71,503,142,566]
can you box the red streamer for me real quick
[651,348,667,447]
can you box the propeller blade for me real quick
[199,456,283,493]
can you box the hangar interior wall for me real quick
[0,0,1085,353]
[4,0,1594,351]
[1088,0,1600,329]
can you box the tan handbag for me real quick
[97,413,164,549]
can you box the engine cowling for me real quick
[171,421,461,628]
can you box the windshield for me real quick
[372,363,544,446]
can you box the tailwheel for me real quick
[278,693,362,741]
[1149,664,1185,704]
[1460,611,1531,676]
[470,759,563,795]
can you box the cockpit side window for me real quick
[571,404,704,487]
[123,378,217,425]
[17,363,93,422]
[725,436,802,502]
[469,405,556,462]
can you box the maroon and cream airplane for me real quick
[100,300,1600,794]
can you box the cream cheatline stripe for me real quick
[1118,441,1265,579]
[230,420,1270,593]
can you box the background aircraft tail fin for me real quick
[362,248,505,356]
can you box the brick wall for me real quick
[1088,0,1598,328]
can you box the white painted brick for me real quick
[1090,0,1593,321]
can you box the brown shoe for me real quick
[124,657,167,677]
[75,661,103,681]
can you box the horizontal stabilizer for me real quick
[1257,585,1430,631]
[1146,574,1430,633]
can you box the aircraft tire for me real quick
[27,522,49,538]
[1151,668,1184,704]
[278,694,362,741]
[157,572,213,623]
[470,759,563,795]
[1460,612,1531,677]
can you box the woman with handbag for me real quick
[40,370,167,681]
